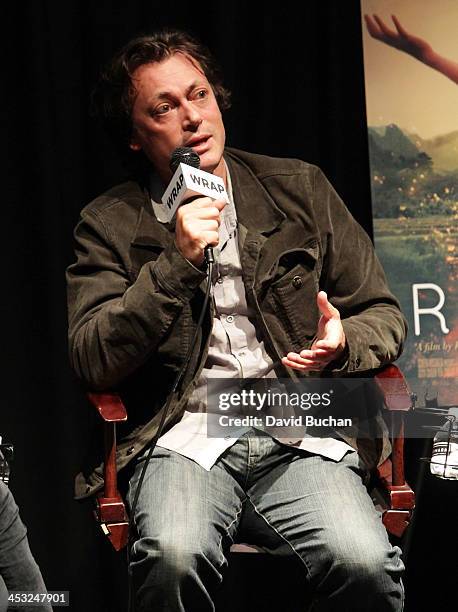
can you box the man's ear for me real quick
[129,128,142,152]
[129,139,142,152]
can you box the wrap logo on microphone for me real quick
[157,163,229,223]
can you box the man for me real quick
[67,29,407,611]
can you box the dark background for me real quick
[1,2,454,610]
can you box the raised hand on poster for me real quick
[364,14,458,84]
[364,14,433,62]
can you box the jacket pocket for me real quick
[262,245,320,352]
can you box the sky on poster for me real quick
[361,0,458,139]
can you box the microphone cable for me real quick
[127,251,214,612]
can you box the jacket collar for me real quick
[130,184,172,250]
[224,148,285,236]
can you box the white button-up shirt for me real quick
[153,163,354,469]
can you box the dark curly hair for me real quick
[91,29,231,158]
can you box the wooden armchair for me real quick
[87,364,415,552]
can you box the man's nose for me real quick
[182,101,203,131]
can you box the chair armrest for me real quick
[87,392,129,551]
[374,364,414,412]
[87,392,127,422]
[371,366,415,537]
[374,364,414,486]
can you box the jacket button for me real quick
[292,275,302,289]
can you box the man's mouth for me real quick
[186,135,211,151]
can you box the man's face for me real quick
[129,53,226,184]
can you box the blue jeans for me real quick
[127,430,404,611]
[0,481,51,612]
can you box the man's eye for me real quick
[195,89,208,100]
[155,103,172,115]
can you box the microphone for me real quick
[151,147,229,225]
[170,147,200,173]
[158,147,229,264]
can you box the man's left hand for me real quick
[281,291,346,372]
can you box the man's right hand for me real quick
[175,197,226,267]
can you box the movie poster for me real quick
[361,0,458,403]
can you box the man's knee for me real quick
[337,548,402,587]
[133,530,225,582]
[132,532,224,610]
[316,539,404,601]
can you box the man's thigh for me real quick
[127,445,246,564]
[245,450,403,583]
